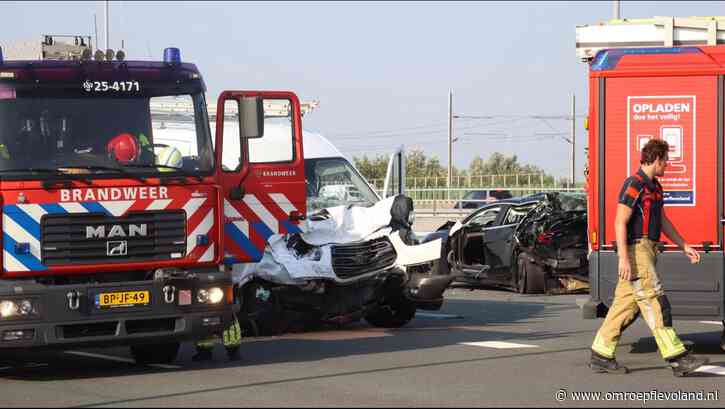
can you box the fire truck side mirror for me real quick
[239,96,264,139]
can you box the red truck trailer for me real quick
[580,43,725,334]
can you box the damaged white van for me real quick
[151,101,451,335]
[233,129,452,335]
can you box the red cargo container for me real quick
[584,46,725,321]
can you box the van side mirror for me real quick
[239,96,264,139]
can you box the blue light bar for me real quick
[0,46,3,64]
[591,47,702,71]
[163,47,181,65]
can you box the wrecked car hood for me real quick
[231,195,442,286]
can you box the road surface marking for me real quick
[416,313,464,320]
[459,341,539,349]
[695,365,725,376]
[699,321,723,326]
[64,351,180,369]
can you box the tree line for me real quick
[353,149,561,188]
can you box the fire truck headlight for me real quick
[0,299,37,318]
[0,301,17,318]
[207,288,224,304]
[19,300,33,315]
[197,288,224,304]
[197,289,209,304]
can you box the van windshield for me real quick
[304,157,379,214]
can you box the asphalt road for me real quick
[1,287,723,407]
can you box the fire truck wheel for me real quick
[130,342,180,364]
[516,253,545,294]
[364,296,417,328]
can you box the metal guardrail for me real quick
[375,187,585,215]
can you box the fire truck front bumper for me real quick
[0,274,237,351]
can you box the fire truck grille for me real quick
[40,211,187,265]
[331,237,397,279]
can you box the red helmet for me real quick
[106,133,139,164]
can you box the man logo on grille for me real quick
[107,241,128,256]
[87,224,148,239]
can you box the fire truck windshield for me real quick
[0,93,214,179]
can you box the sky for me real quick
[2,1,723,179]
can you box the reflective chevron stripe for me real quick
[223,193,300,263]
[2,196,216,272]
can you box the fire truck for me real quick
[578,17,725,345]
[0,36,301,362]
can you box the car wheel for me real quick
[364,296,417,328]
[516,253,545,294]
[130,342,180,364]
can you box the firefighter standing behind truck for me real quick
[589,139,709,377]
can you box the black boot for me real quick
[589,351,629,374]
[226,346,241,361]
[192,348,213,362]
[669,352,709,377]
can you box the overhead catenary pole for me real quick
[93,13,98,51]
[104,0,110,51]
[613,0,620,20]
[447,90,453,200]
[570,93,576,187]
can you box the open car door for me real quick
[452,204,505,280]
[382,145,405,198]
[485,202,539,283]
[214,91,306,264]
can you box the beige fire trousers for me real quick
[591,238,687,360]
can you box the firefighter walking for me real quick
[589,139,708,377]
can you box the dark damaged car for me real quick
[423,192,588,294]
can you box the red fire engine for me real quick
[0,38,305,362]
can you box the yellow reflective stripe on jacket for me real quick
[156,146,183,172]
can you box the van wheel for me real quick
[243,282,286,336]
[130,342,180,364]
[365,296,417,328]
[516,253,545,294]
